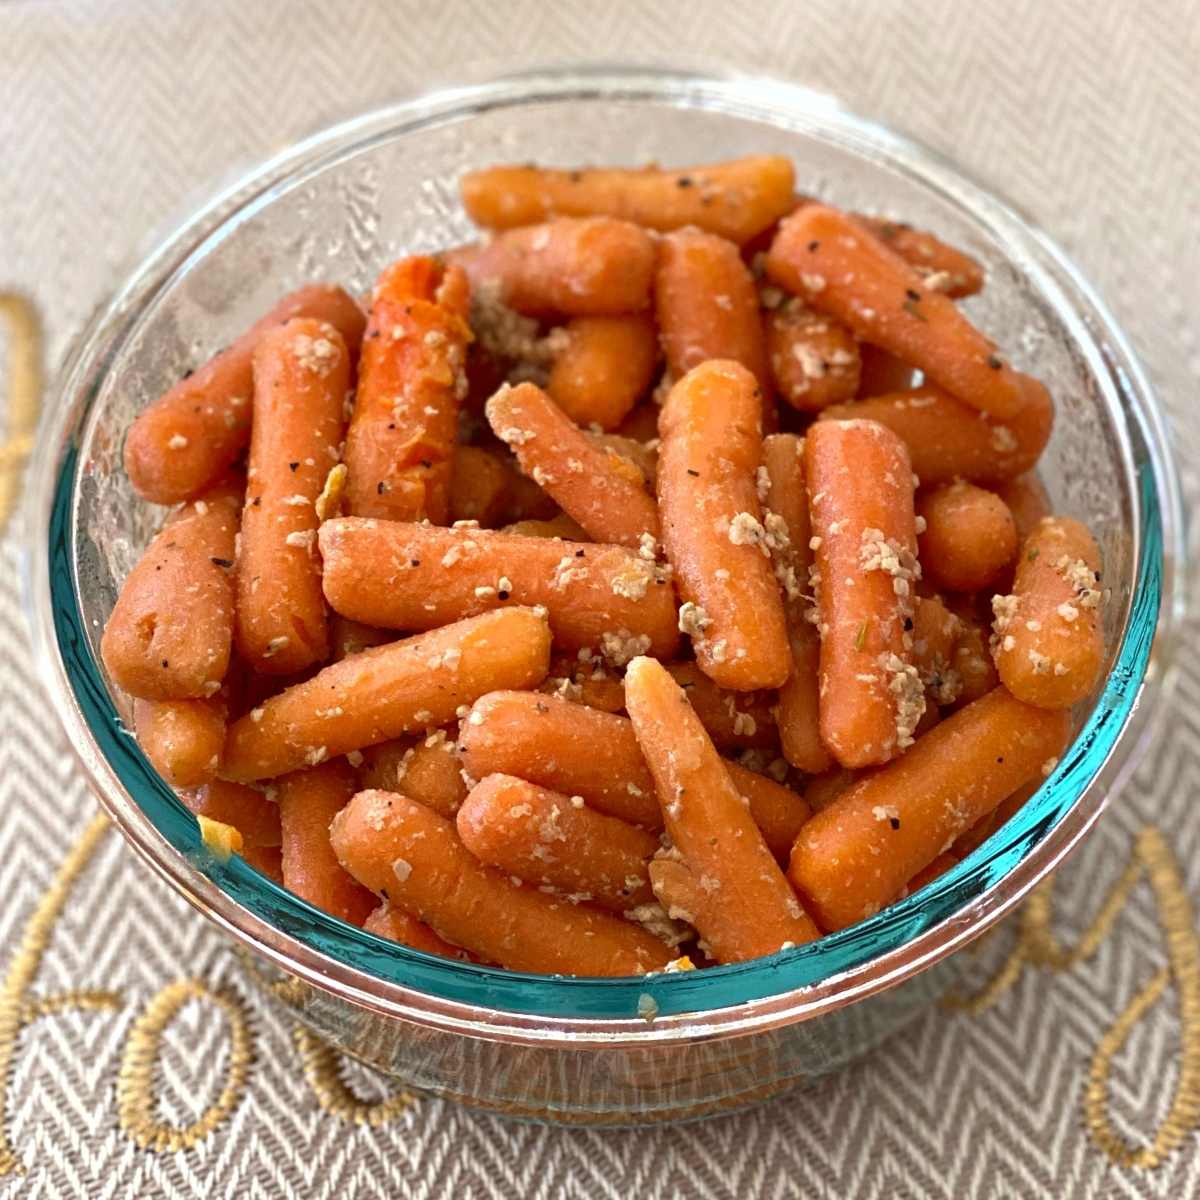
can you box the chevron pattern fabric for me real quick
[2,1,1199,1196]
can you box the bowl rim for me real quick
[28,63,1185,1047]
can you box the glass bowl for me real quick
[28,66,1184,1125]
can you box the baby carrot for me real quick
[802,766,861,813]
[952,777,1041,858]
[134,697,225,788]
[657,361,789,689]
[665,662,778,752]
[448,445,511,526]
[542,652,626,712]
[460,156,796,244]
[450,218,655,317]
[992,516,1105,709]
[856,345,920,396]
[502,513,589,540]
[241,844,284,885]
[615,403,661,444]
[546,314,659,430]
[184,778,281,848]
[485,382,660,547]
[276,759,377,926]
[950,614,1000,706]
[918,481,1018,593]
[765,299,860,412]
[805,419,924,768]
[995,471,1053,540]
[587,433,657,490]
[901,852,960,896]
[222,607,551,781]
[625,657,818,962]
[357,730,466,820]
[655,228,771,392]
[788,687,1070,931]
[235,319,349,675]
[910,596,964,706]
[318,519,679,659]
[331,790,673,975]
[124,284,365,505]
[329,615,393,661]
[343,256,471,523]
[852,216,984,298]
[362,902,474,960]
[100,475,241,700]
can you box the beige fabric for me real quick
[2,0,1199,1195]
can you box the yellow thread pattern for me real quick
[0,293,42,533]
[292,1027,414,1127]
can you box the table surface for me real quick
[2,1,1199,1196]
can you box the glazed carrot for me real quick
[950,614,1000,706]
[541,652,626,712]
[277,760,376,925]
[448,445,511,526]
[995,471,1052,540]
[805,419,924,768]
[588,433,657,489]
[343,256,470,523]
[124,284,365,505]
[546,314,659,430]
[457,774,658,912]
[460,156,796,244]
[235,319,349,675]
[853,216,984,298]
[329,615,393,661]
[625,657,817,962]
[665,662,778,752]
[450,218,655,317]
[762,432,832,773]
[184,778,280,847]
[856,345,920,396]
[318,519,678,659]
[363,902,474,960]
[765,299,860,412]
[134,697,226,788]
[356,730,466,820]
[910,596,964,706]
[918,481,1018,593]
[615,403,661,444]
[100,475,241,700]
[222,607,551,781]
[788,687,1071,930]
[498,459,561,523]
[502,513,589,540]
[331,790,672,975]
[240,843,284,884]
[952,777,1041,858]
[821,384,1053,487]
[992,516,1105,709]
[655,228,770,392]
[457,690,810,859]
[766,204,1037,420]
[657,361,789,689]
[803,766,861,813]
[485,382,660,547]
[901,852,960,896]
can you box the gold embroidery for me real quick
[116,979,253,1152]
[18,989,122,1024]
[292,1027,414,1126]
[0,292,42,534]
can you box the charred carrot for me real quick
[184,778,281,848]
[918,481,1018,593]
[362,902,474,960]
[356,730,466,820]
[765,299,860,412]
[134,697,226,788]
[853,216,984,298]
[546,314,659,430]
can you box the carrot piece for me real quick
[657,360,789,689]
[856,345,920,396]
[762,432,832,773]
[457,690,809,859]
[918,481,1018,593]
[240,843,284,884]
[184,778,281,848]
[100,475,241,700]
[803,766,861,813]
[343,256,471,524]
[995,471,1052,540]
[901,851,961,896]
[546,314,659,430]
[821,384,1053,487]
[485,382,660,547]
[805,419,923,768]
[541,652,627,713]
[992,516,1105,709]
[448,445,511,526]
[788,687,1070,930]
[318,519,679,659]
[450,218,655,318]
[502,513,589,540]
[356,731,466,820]
[766,204,1036,420]
[222,607,551,781]
[952,776,1041,859]
[362,902,474,959]
[123,284,365,505]
[134,697,226,788]
[950,614,1000,706]
[664,662,778,752]
[587,432,657,490]
[625,657,817,962]
[276,760,376,925]
[331,790,672,975]
[853,216,984,298]
[910,596,964,706]
[765,298,860,412]
[460,156,796,244]
[235,319,348,675]
[329,615,393,661]
[615,402,661,444]
[655,228,771,392]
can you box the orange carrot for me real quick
[856,345,920,396]
[765,299,860,412]
[329,615,393,661]
[803,767,861,813]
[901,851,960,896]
[615,403,661,444]
[950,614,1000,706]
[184,778,281,847]
[134,697,226,788]
[995,471,1052,540]
[362,902,474,960]
[918,481,1018,593]
[910,596,964,706]
[853,216,984,298]
[448,445,511,526]
[546,314,659,430]
[240,843,284,884]
[952,777,1040,858]
[502,513,589,540]
[356,730,466,820]
[665,662,778,752]
[587,432,657,490]
[541,652,626,713]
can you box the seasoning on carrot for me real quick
[765,299,860,412]
[356,729,466,820]
[910,596,964,706]
[852,216,985,298]
[546,314,659,430]
[950,613,1000,706]
[918,481,1018,593]
[665,662,779,752]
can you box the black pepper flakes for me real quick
[902,298,927,322]
[288,462,299,472]
[210,557,234,569]
[676,175,694,188]
[987,354,1004,370]
[377,481,387,495]
[411,558,421,567]
[889,817,901,831]
[575,549,585,558]
[905,288,921,301]
[807,240,820,252]
[497,590,510,600]
[687,468,700,477]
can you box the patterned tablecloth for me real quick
[2,1,1199,1196]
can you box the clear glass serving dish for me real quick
[28,66,1184,1125]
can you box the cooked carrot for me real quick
[587,433,657,489]
[655,228,770,392]
[910,596,964,706]
[497,458,561,523]
[362,902,474,960]
[457,690,809,859]
[222,607,551,781]
[625,657,817,962]
[450,218,655,318]
[134,697,226,788]
[805,419,923,768]
[329,615,393,661]
[615,403,661,444]
[821,383,1053,487]
[235,319,348,675]
[541,652,626,712]
[485,382,660,547]
[448,445,511,526]
[950,614,1000,706]
[343,256,470,524]
[853,216,984,298]
[856,345,920,396]
[918,481,1018,593]
[240,843,284,884]
[460,156,796,245]
[995,471,1052,540]
[276,759,376,925]
[184,778,281,848]
[502,513,589,540]
[788,687,1071,930]
[992,516,1105,709]
[356,730,466,820]
[331,790,672,975]
[765,299,860,412]
[318,519,678,659]
[766,204,1039,421]
[901,852,961,896]
[953,776,1040,858]
[457,774,658,912]
[546,314,659,430]
[657,360,789,689]
[100,475,241,700]
[803,766,861,813]
[124,284,365,505]
[665,662,778,752]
